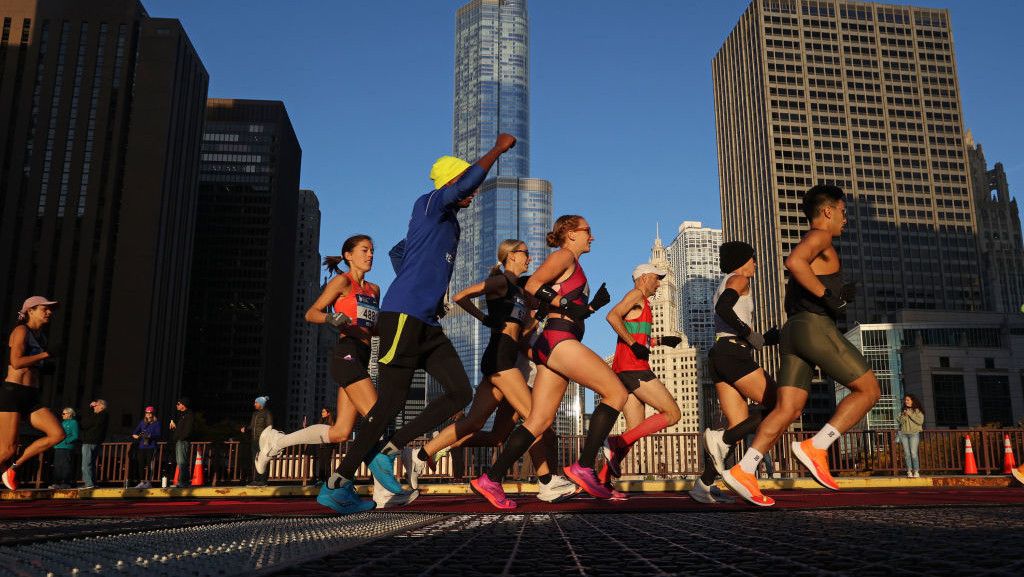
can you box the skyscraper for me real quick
[966,132,1024,315]
[445,0,553,390]
[667,221,722,428]
[182,99,301,427]
[286,189,322,430]
[0,0,208,432]
[714,0,985,343]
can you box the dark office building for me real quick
[0,0,208,433]
[182,99,301,428]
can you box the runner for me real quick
[469,214,621,510]
[690,241,777,504]
[402,239,577,503]
[598,263,684,494]
[722,184,880,506]
[255,234,414,511]
[1,297,65,490]
[318,133,517,514]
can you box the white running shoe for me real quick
[373,486,420,509]
[255,427,285,475]
[688,479,717,504]
[702,428,730,475]
[537,474,580,503]
[402,446,428,490]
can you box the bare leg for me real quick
[750,387,808,454]
[621,395,646,430]
[15,408,64,466]
[0,412,19,466]
[423,379,502,455]
[630,378,681,426]
[826,371,880,433]
[328,379,377,443]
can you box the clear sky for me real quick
[147,0,1024,361]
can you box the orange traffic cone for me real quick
[191,450,205,486]
[1003,435,1017,474]
[173,465,181,486]
[963,434,978,475]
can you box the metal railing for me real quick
[11,428,1023,489]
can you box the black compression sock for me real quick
[488,426,536,482]
[723,411,764,445]
[579,403,620,469]
[418,448,429,462]
[699,450,719,486]
[538,473,552,484]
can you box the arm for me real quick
[440,134,516,207]
[605,289,646,346]
[909,410,924,426]
[454,276,508,326]
[524,249,574,305]
[783,230,833,298]
[305,275,348,324]
[8,326,50,370]
[715,275,753,337]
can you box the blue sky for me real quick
[148,0,1024,360]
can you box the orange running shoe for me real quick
[792,439,840,490]
[1012,464,1024,486]
[721,464,774,507]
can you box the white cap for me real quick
[632,263,669,281]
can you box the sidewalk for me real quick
[2,474,1016,500]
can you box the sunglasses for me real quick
[572,227,592,235]
[511,249,530,256]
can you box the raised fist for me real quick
[495,133,517,152]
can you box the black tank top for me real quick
[6,326,46,370]
[785,272,844,319]
[485,272,529,327]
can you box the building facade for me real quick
[714,0,985,345]
[967,132,1024,316]
[444,0,553,401]
[845,310,1024,429]
[182,99,301,428]
[0,0,208,432]
[285,189,322,430]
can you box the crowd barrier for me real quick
[11,428,1023,489]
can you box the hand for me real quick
[764,327,781,347]
[169,420,176,429]
[840,282,857,303]
[821,288,848,315]
[560,300,592,321]
[630,342,650,360]
[132,434,140,439]
[325,312,352,328]
[745,331,765,351]
[659,335,683,348]
[588,283,610,312]
[495,133,516,152]
[240,426,246,433]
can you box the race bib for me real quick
[510,296,529,323]
[355,294,379,328]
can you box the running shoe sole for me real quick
[2,470,16,491]
[368,453,404,494]
[688,486,718,504]
[722,468,774,507]
[374,489,420,509]
[710,486,736,504]
[791,441,840,490]
[537,480,581,503]
[469,477,516,510]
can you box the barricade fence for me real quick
[12,428,1024,489]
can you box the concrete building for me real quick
[714,0,985,345]
[667,221,722,428]
[0,0,208,432]
[967,132,1024,316]
[845,310,1024,428]
[445,0,553,395]
[556,379,586,440]
[285,189,322,430]
[182,99,301,428]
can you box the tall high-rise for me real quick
[286,189,322,430]
[182,99,301,427]
[714,0,985,343]
[445,0,553,391]
[0,0,208,432]
[966,132,1024,315]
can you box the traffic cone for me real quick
[191,450,205,486]
[963,434,978,475]
[173,465,181,486]
[1003,435,1017,474]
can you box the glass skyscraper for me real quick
[442,0,553,392]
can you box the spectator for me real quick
[169,397,193,487]
[131,406,161,488]
[50,407,78,489]
[79,399,108,489]
[315,407,336,483]
[898,394,925,478]
[241,396,272,486]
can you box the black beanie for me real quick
[720,241,755,273]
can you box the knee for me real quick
[329,426,353,444]
[49,431,66,447]
[525,414,555,434]
[601,389,628,410]
[663,405,681,426]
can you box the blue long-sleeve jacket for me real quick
[132,419,161,449]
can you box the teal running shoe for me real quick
[369,452,403,494]
[316,482,374,515]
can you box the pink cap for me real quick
[18,296,58,321]
[144,406,155,413]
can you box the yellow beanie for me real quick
[430,156,471,190]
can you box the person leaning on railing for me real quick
[898,394,925,478]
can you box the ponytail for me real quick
[323,256,345,276]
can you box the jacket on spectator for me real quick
[80,411,109,445]
[133,419,161,449]
[55,419,79,449]
[173,409,194,442]
[248,408,273,442]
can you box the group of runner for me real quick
[10,133,1014,505]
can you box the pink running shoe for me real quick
[602,435,629,478]
[608,488,628,501]
[563,462,613,499]
[470,473,517,510]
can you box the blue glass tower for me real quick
[442,0,552,394]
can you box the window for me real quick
[938,356,949,368]
[984,358,995,370]
[977,375,1011,426]
[932,374,967,427]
